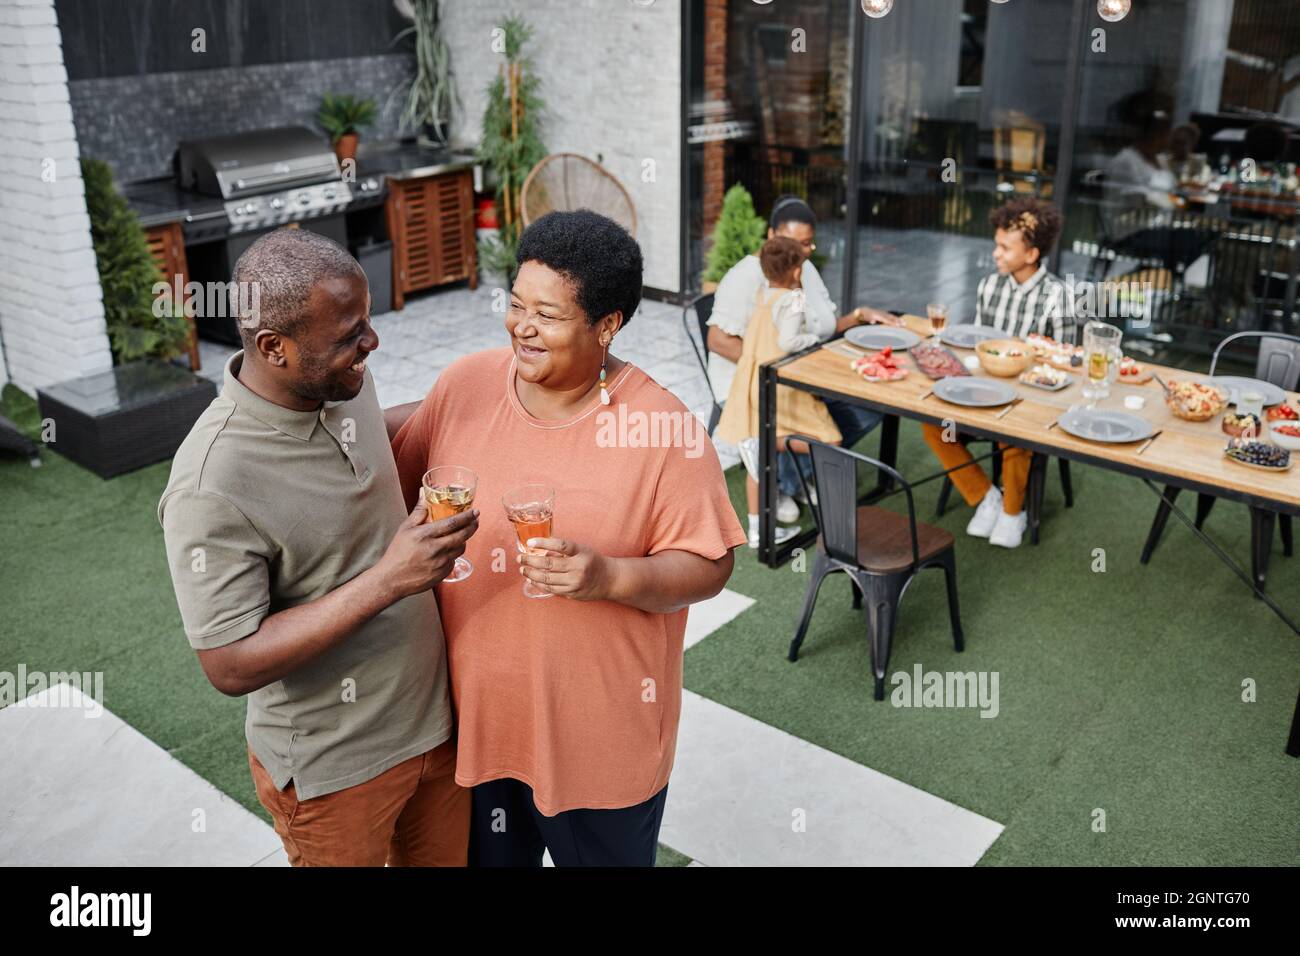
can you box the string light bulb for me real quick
[861,0,893,18]
[1097,0,1131,22]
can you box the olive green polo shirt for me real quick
[158,352,452,800]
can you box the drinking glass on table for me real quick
[502,484,556,600]
[1081,321,1122,407]
[422,466,478,582]
[927,303,948,343]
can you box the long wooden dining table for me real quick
[755,314,1300,755]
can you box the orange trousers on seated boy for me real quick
[920,423,1030,514]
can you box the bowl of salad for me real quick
[975,339,1034,377]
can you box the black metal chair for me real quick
[1141,330,1300,592]
[787,436,964,701]
[681,292,721,435]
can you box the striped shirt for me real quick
[974,265,1077,344]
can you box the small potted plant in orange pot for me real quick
[317,93,377,165]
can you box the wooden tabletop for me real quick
[775,315,1300,512]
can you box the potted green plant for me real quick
[316,93,377,165]
[476,15,546,282]
[701,183,767,291]
[393,0,457,147]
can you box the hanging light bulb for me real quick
[990,1,1010,4]
[861,0,894,18]
[1097,0,1131,22]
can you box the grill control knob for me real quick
[298,192,311,205]
[270,197,284,210]
[323,188,336,200]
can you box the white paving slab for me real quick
[0,685,288,867]
[661,691,1004,867]
[684,588,755,651]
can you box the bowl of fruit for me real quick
[1266,401,1298,423]
[1221,411,1262,438]
[975,339,1034,377]
[1165,380,1227,422]
[1269,422,1300,451]
[1224,437,1291,471]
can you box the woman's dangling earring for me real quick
[598,340,611,405]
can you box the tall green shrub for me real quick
[82,158,189,363]
[702,184,767,284]
[476,15,546,282]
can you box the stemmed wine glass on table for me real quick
[502,484,556,599]
[927,302,948,344]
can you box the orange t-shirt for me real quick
[392,348,746,815]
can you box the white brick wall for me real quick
[0,0,112,393]
[440,0,682,292]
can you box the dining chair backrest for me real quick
[682,293,716,388]
[693,293,715,352]
[791,435,920,569]
[1209,330,1300,391]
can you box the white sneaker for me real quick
[989,510,1028,549]
[748,524,800,549]
[737,437,760,482]
[776,494,800,523]
[793,484,818,508]
[965,487,1004,538]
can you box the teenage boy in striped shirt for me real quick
[921,197,1073,549]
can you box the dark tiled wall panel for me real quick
[69,53,414,182]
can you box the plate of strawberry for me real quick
[852,347,909,382]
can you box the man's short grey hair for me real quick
[230,227,364,347]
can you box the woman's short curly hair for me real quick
[515,210,644,327]
[989,196,1063,259]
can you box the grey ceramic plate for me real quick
[845,325,922,351]
[1057,408,1154,443]
[932,376,1018,408]
[1208,376,1287,407]
[940,324,1004,349]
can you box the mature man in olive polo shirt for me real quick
[159,227,477,866]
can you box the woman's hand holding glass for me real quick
[516,538,615,601]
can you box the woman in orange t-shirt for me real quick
[391,211,746,866]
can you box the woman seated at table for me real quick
[921,197,1073,550]
[390,210,746,867]
[715,235,842,548]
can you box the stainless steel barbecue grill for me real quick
[175,125,383,235]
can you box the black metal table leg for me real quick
[1289,685,1300,758]
[758,362,779,567]
[867,414,899,501]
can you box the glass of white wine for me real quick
[422,466,478,583]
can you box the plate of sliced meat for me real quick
[911,343,970,379]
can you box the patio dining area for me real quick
[3,280,1298,868]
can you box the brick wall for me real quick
[68,54,414,183]
[0,0,112,393]
[701,0,727,241]
[439,0,682,292]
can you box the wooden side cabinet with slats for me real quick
[384,168,478,310]
[143,221,200,371]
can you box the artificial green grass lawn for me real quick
[2,382,1296,865]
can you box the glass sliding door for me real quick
[686,0,854,304]
[1062,0,1300,361]
[849,0,1076,324]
